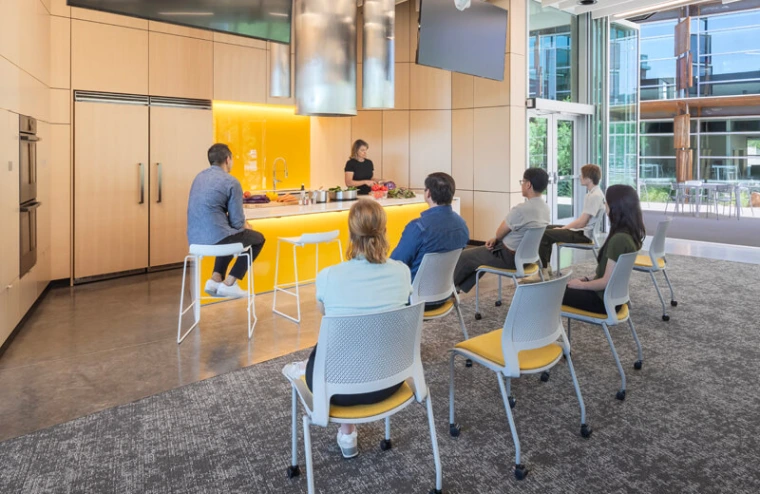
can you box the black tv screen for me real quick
[67,0,292,43]
[416,0,508,81]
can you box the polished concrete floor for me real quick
[1,238,758,442]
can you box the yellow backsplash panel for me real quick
[213,101,311,193]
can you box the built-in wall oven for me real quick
[19,115,41,278]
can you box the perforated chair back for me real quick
[500,274,571,376]
[410,249,462,304]
[299,230,340,244]
[603,252,638,319]
[310,302,426,427]
[648,218,671,267]
[513,226,547,276]
[588,209,606,247]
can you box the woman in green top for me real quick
[562,184,645,314]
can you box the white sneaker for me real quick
[541,266,554,279]
[216,282,248,299]
[336,429,358,459]
[282,362,306,381]
[204,279,220,297]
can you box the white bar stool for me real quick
[177,242,257,344]
[272,231,343,323]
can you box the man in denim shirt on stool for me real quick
[391,172,469,308]
[187,143,266,298]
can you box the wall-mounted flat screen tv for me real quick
[67,0,292,43]
[416,0,508,81]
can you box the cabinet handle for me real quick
[139,162,145,204]
[157,162,163,203]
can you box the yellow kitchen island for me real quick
[200,196,460,295]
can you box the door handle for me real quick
[139,162,145,204]
[20,201,42,212]
[156,162,163,203]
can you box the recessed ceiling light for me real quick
[578,0,597,5]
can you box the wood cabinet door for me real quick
[0,111,20,288]
[149,106,212,267]
[74,102,149,279]
[149,32,213,100]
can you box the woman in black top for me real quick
[344,139,379,195]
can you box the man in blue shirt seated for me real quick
[187,143,266,298]
[390,172,470,307]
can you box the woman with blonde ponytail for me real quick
[283,199,412,459]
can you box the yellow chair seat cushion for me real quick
[562,303,629,321]
[329,382,415,419]
[454,329,563,370]
[634,255,666,269]
[476,263,539,276]
[424,299,454,318]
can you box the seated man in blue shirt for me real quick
[187,143,266,298]
[390,172,470,307]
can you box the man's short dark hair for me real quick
[523,167,549,193]
[208,143,232,166]
[424,172,456,205]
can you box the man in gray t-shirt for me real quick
[454,168,550,293]
[187,143,265,298]
[538,164,605,270]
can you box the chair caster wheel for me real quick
[380,439,392,451]
[495,300,502,307]
[671,300,678,307]
[287,465,301,479]
[428,489,443,494]
[449,423,461,437]
[508,396,516,409]
[475,313,482,320]
[616,390,626,401]
[634,360,642,370]
[540,371,550,382]
[581,424,592,438]
[514,464,529,481]
[465,359,473,367]
[662,314,670,322]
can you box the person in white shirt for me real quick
[454,168,550,293]
[538,164,605,271]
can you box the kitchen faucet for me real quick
[272,157,288,191]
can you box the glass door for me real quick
[529,112,581,224]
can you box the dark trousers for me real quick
[539,225,591,268]
[453,244,516,293]
[562,287,622,315]
[305,345,403,407]
[214,230,266,280]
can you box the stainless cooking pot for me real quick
[328,189,358,201]
[312,190,328,203]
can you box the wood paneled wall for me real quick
[0,0,54,344]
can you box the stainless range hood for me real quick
[294,0,358,116]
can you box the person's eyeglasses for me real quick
[519,179,526,185]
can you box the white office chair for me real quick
[282,303,443,494]
[474,226,546,320]
[411,249,469,341]
[556,209,605,275]
[177,243,256,344]
[273,230,343,323]
[561,252,642,401]
[634,218,677,321]
[449,274,590,482]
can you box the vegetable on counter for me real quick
[243,194,270,204]
[387,187,416,199]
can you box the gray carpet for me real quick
[1,255,760,493]
[643,210,760,247]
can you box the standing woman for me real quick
[345,139,379,195]
[562,184,646,313]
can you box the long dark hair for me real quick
[598,184,645,261]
